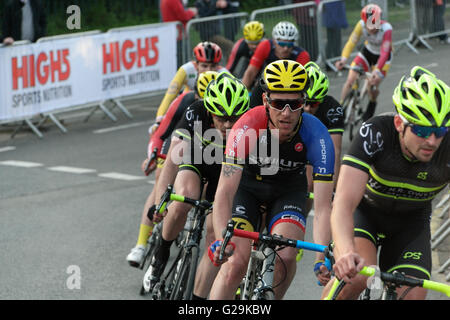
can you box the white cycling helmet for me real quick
[272,21,298,41]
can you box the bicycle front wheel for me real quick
[169,246,199,300]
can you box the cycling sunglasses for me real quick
[276,40,294,48]
[406,123,448,139]
[305,100,323,108]
[267,96,305,112]
[214,114,241,123]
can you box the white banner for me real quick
[0,23,177,122]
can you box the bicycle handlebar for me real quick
[144,147,159,174]
[220,219,333,270]
[156,185,213,215]
[325,266,450,300]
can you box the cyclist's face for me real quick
[274,39,294,59]
[197,62,218,73]
[211,114,240,139]
[264,92,304,141]
[395,116,445,162]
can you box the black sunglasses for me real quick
[266,96,305,112]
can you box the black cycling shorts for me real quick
[178,162,221,202]
[231,174,308,234]
[354,199,432,279]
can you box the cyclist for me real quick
[321,66,449,300]
[208,60,335,299]
[304,61,344,188]
[126,71,218,267]
[226,21,265,79]
[143,72,250,300]
[150,41,226,136]
[335,4,393,122]
[241,21,310,108]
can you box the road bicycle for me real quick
[341,65,375,141]
[324,266,450,300]
[220,219,333,300]
[141,184,212,300]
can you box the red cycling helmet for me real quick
[193,41,222,63]
[361,4,382,29]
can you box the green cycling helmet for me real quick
[393,66,450,127]
[304,61,329,101]
[204,72,250,116]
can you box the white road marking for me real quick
[93,121,149,134]
[0,160,43,168]
[0,146,16,153]
[148,180,155,185]
[47,166,97,174]
[98,172,146,181]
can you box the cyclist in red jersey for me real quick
[242,21,310,108]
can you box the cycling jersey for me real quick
[172,100,225,201]
[312,95,344,135]
[225,106,335,183]
[147,91,196,159]
[155,61,227,119]
[226,38,254,76]
[341,20,392,75]
[342,113,449,215]
[224,106,334,233]
[249,39,310,71]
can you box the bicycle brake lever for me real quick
[219,220,236,261]
[156,185,173,213]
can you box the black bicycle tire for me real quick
[348,97,358,141]
[139,225,162,296]
[342,90,354,128]
[168,247,193,300]
[183,246,199,300]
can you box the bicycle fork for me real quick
[244,246,276,300]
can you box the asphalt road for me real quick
[1,40,449,300]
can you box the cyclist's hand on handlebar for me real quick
[314,261,331,286]
[335,60,345,71]
[208,239,236,267]
[333,252,365,283]
[141,157,157,176]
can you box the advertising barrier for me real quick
[0,22,178,123]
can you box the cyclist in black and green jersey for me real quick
[321,66,449,300]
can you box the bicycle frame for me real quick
[146,184,212,300]
[324,266,450,300]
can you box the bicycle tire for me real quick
[242,250,262,300]
[342,90,354,129]
[139,224,162,296]
[347,96,359,141]
[168,246,199,300]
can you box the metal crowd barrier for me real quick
[411,0,450,50]
[186,12,249,66]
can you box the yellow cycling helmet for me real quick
[243,21,265,42]
[260,60,309,93]
[195,71,219,98]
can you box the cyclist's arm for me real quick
[330,133,342,186]
[330,164,368,281]
[375,26,392,77]
[155,67,187,119]
[226,39,245,73]
[212,163,243,239]
[340,21,363,62]
[242,40,270,88]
